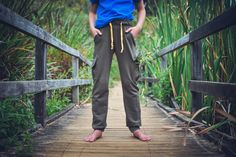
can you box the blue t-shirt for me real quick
[90,0,140,28]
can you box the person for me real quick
[84,0,151,142]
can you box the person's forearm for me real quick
[89,4,97,29]
[89,4,102,37]
[136,0,146,29]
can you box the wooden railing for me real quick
[155,5,236,118]
[0,4,92,127]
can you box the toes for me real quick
[83,135,92,142]
[133,133,151,142]
[83,137,90,142]
[143,135,151,141]
[89,135,96,142]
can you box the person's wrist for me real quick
[90,25,96,31]
[136,24,142,31]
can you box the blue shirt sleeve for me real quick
[90,0,98,4]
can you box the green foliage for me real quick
[138,0,236,112]
[137,0,236,139]
[151,70,172,106]
[46,89,70,116]
[1,0,236,153]
[0,0,94,153]
[0,96,35,153]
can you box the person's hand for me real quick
[90,27,102,38]
[125,25,142,38]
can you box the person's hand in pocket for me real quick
[125,25,141,38]
[90,27,102,38]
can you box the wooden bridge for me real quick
[32,82,224,157]
[0,4,236,157]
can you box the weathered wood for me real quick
[0,79,92,98]
[32,83,224,157]
[189,80,236,97]
[72,57,79,104]
[190,5,236,42]
[160,55,167,70]
[0,4,92,66]
[150,97,203,126]
[34,39,47,127]
[170,97,180,110]
[138,77,160,83]
[157,6,236,57]
[158,34,189,57]
[45,103,75,125]
[190,41,203,119]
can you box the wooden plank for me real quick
[31,83,224,157]
[34,39,47,127]
[189,80,236,97]
[47,79,91,90]
[0,4,92,66]
[190,41,203,119]
[170,97,180,110]
[160,55,167,70]
[72,57,79,104]
[45,103,75,125]
[157,6,236,57]
[138,77,160,83]
[157,34,189,57]
[190,5,236,42]
[0,79,92,98]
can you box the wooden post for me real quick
[160,55,167,70]
[34,39,47,127]
[72,57,79,104]
[147,69,152,88]
[190,41,203,120]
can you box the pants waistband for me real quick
[109,20,128,53]
[110,19,132,26]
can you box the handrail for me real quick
[0,4,92,126]
[0,4,92,66]
[153,5,236,118]
[157,5,236,57]
[0,79,91,98]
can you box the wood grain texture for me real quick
[0,79,92,98]
[157,5,236,57]
[189,80,236,97]
[34,39,47,126]
[189,5,236,42]
[138,77,160,83]
[190,41,203,117]
[157,34,189,57]
[72,57,79,104]
[0,4,92,66]
[32,82,225,157]
[160,55,167,70]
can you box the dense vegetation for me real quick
[139,0,236,141]
[0,0,235,155]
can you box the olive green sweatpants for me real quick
[91,20,141,133]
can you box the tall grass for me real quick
[0,0,94,154]
[138,0,236,135]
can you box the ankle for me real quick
[133,129,141,135]
[93,128,105,132]
[129,126,140,133]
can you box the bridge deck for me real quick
[32,82,225,157]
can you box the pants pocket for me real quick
[92,56,97,69]
[125,32,140,61]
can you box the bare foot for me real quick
[83,130,103,142]
[133,129,151,141]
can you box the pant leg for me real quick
[92,26,113,131]
[113,24,141,131]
